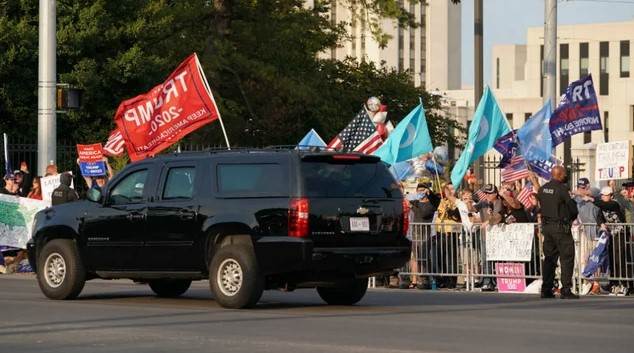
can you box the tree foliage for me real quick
[0,0,464,150]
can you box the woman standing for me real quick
[27,176,43,200]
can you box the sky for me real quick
[461,0,634,86]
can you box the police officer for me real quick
[51,172,79,206]
[537,166,579,299]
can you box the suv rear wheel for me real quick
[148,279,192,297]
[316,278,369,305]
[209,244,264,309]
[37,239,86,300]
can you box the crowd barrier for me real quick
[376,221,634,293]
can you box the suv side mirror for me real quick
[86,188,103,203]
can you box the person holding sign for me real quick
[77,156,114,192]
[537,166,579,299]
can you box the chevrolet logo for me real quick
[356,207,369,215]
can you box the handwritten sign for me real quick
[495,263,526,293]
[595,141,631,181]
[0,194,51,249]
[41,172,75,201]
[485,223,534,261]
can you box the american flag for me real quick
[475,188,486,201]
[327,108,383,154]
[500,155,529,182]
[103,129,125,157]
[516,180,533,209]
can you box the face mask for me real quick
[562,176,569,184]
[418,192,426,199]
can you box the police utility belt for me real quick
[542,218,570,226]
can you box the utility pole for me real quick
[544,0,568,169]
[38,0,56,175]
[474,0,484,181]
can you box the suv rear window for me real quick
[217,163,288,195]
[301,161,402,198]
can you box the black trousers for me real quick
[541,224,575,293]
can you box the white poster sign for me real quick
[41,172,75,201]
[595,140,631,181]
[485,223,535,261]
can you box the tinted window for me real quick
[110,169,148,205]
[301,161,402,198]
[217,164,288,195]
[163,167,195,200]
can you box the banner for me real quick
[0,195,50,249]
[77,144,106,176]
[103,129,125,157]
[595,141,631,181]
[485,223,535,261]
[549,75,602,147]
[529,155,563,181]
[114,53,220,161]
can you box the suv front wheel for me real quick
[209,244,264,309]
[37,239,86,300]
[316,278,369,305]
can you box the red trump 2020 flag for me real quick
[114,53,220,161]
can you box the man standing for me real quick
[51,172,79,206]
[537,166,579,299]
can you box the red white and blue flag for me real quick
[516,180,534,209]
[500,155,529,182]
[327,108,383,154]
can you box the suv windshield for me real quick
[301,161,402,198]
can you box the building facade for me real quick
[305,0,462,90]
[445,20,634,186]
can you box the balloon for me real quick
[425,159,444,175]
[433,146,448,164]
[366,96,381,112]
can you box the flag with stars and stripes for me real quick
[516,180,534,209]
[500,155,529,182]
[327,108,383,154]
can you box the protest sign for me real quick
[0,194,50,249]
[485,223,534,261]
[495,262,526,293]
[77,143,106,176]
[595,141,631,181]
[41,172,74,201]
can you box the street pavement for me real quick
[1,274,632,353]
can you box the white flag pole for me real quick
[195,53,231,150]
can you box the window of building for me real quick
[506,113,513,128]
[600,41,609,95]
[524,112,531,123]
[419,4,426,87]
[540,45,544,97]
[447,122,455,161]
[621,40,630,78]
[604,111,609,143]
[496,57,500,89]
[579,42,589,78]
[583,131,591,144]
[560,44,569,95]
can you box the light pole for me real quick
[38,0,56,175]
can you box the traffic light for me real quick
[56,86,84,110]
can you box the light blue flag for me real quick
[296,128,326,150]
[516,100,553,162]
[372,98,433,165]
[450,86,511,187]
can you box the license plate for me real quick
[350,217,370,231]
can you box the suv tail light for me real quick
[402,198,410,237]
[289,198,309,237]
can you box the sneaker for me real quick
[617,286,629,297]
[580,282,592,295]
[560,291,580,299]
[609,285,620,296]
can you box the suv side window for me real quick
[217,163,287,196]
[162,167,196,200]
[110,169,148,205]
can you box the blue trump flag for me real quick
[451,86,511,187]
[296,128,326,150]
[517,100,553,161]
[372,98,433,165]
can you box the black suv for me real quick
[27,149,410,308]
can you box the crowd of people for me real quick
[401,166,634,298]
[0,158,114,274]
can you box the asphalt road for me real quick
[1,274,632,353]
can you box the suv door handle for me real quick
[179,209,196,221]
[126,212,146,222]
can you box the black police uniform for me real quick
[537,178,578,297]
[51,173,79,206]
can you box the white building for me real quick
[305,0,462,90]
[445,19,634,185]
